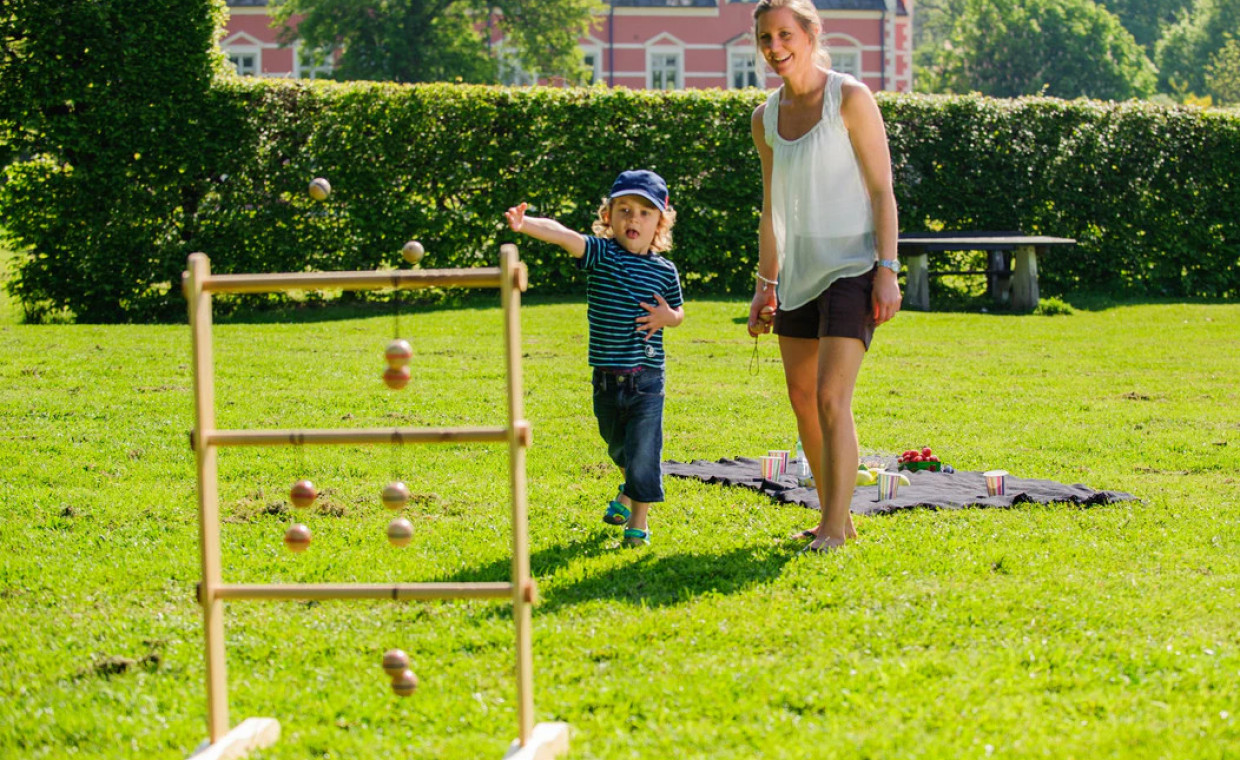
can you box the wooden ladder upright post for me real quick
[501,244,534,744]
[184,253,229,742]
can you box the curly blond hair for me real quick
[590,198,677,254]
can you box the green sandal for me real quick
[602,485,630,525]
[622,527,650,547]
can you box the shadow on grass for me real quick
[539,541,794,611]
[435,528,795,613]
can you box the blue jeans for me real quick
[591,368,665,504]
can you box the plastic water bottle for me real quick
[795,437,812,486]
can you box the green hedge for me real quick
[884,95,1240,299]
[3,75,1239,321]
[0,0,233,322]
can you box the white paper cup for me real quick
[984,470,1008,496]
[877,470,901,500]
[760,455,782,480]
[768,449,790,476]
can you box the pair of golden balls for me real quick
[382,649,418,697]
[383,338,413,390]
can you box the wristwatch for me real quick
[877,259,901,274]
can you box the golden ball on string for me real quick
[381,481,411,510]
[385,339,412,368]
[386,517,414,547]
[283,523,312,552]
[401,240,424,265]
[289,479,317,508]
[381,649,410,678]
[391,668,418,697]
[383,365,411,390]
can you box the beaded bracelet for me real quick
[755,272,778,290]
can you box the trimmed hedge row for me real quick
[3,77,1239,321]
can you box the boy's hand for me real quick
[502,203,586,258]
[504,203,528,233]
[636,294,682,340]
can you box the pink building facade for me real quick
[221,0,912,93]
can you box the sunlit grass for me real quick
[1,272,1237,758]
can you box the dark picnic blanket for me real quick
[662,457,1137,516]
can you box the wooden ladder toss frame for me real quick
[182,246,568,760]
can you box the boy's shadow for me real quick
[434,530,795,614]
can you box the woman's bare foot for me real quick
[802,536,846,553]
[791,520,858,542]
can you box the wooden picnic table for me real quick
[897,232,1076,312]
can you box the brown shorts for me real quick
[772,268,877,350]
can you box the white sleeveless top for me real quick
[763,70,876,311]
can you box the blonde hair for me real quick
[752,0,832,69]
[591,197,677,254]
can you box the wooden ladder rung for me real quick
[212,582,514,602]
[195,424,530,448]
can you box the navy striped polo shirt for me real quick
[578,236,684,370]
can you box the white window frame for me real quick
[294,43,334,80]
[226,48,260,77]
[581,45,602,84]
[222,33,263,77]
[647,46,683,90]
[728,50,761,89]
[824,35,864,78]
[831,49,862,77]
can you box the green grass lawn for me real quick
[1,263,1237,758]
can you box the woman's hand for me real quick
[748,292,778,337]
[872,268,902,326]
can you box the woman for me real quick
[747,0,902,553]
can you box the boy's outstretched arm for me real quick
[635,293,684,340]
[504,202,586,258]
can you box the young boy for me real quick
[505,170,685,546]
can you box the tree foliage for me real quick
[1156,0,1240,96]
[270,0,603,85]
[1206,36,1240,104]
[919,0,1156,101]
[1092,0,1194,52]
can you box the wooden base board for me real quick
[188,718,280,760]
[502,722,570,760]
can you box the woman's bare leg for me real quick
[779,336,862,543]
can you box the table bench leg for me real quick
[1011,245,1039,312]
[904,252,929,311]
[989,250,1011,306]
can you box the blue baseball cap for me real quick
[609,169,670,212]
